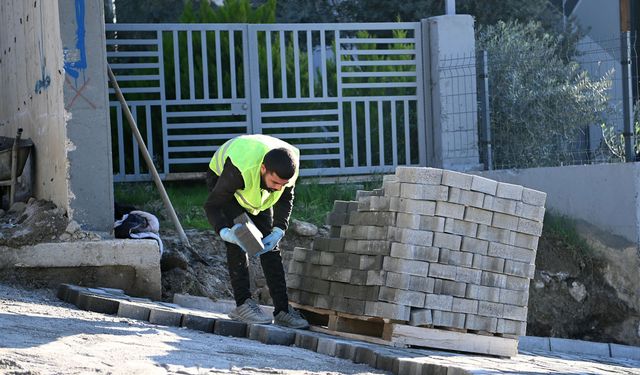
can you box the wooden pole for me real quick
[107,65,191,248]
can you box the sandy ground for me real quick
[0,283,387,375]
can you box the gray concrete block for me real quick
[517,217,544,236]
[433,232,462,251]
[76,293,120,315]
[460,236,489,255]
[451,297,478,314]
[344,239,391,255]
[496,182,523,200]
[248,324,296,346]
[446,250,474,268]
[321,266,352,283]
[435,279,467,297]
[499,288,529,306]
[435,201,465,219]
[335,341,358,360]
[378,286,425,307]
[481,271,507,288]
[395,166,442,184]
[505,275,530,291]
[149,307,183,327]
[456,190,486,208]
[332,200,351,214]
[454,266,482,284]
[326,212,350,226]
[233,213,264,257]
[432,310,466,329]
[442,170,473,189]
[465,314,498,332]
[477,225,513,245]
[483,195,517,215]
[330,283,379,301]
[478,301,504,318]
[294,331,319,351]
[502,305,528,321]
[516,201,545,222]
[463,206,493,226]
[384,257,429,276]
[390,242,439,262]
[316,337,339,356]
[488,242,536,263]
[465,284,500,302]
[117,301,151,321]
[428,263,457,281]
[213,319,248,337]
[497,319,526,336]
[375,352,399,372]
[409,308,433,326]
[332,296,365,315]
[549,338,611,357]
[382,179,401,197]
[513,232,539,251]
[349,211,396,227]
[492,212,520,231]
[471,175,498,195]
[518,336,551,352]
[504,259,535,278]
[390,197,436,216]
[521,187,547,207]
[610,343,640,360]
[424,294,453,310]
[401,183,449,201]
[354,346,378,367]
[181,314,216,332]
[444,218,478,237]
[56,283,72,302]
[367,270,386,286]
[364,301,410,321]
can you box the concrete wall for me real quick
[477,163,640,244]
[422,15,481,171]
[59,0,113,231]
[0,0,69,212]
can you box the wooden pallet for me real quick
[291,302,518,358]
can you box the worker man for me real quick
[203,134,309,329]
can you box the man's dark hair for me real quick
[263,147,296,179]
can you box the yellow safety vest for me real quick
[209,134,299,215]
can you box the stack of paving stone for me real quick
[286,167,546,337]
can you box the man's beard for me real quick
[260,176,276,192]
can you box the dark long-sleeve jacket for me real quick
[203,158,294,234]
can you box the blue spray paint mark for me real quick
[34,1,51,93]
[63,0,87,80]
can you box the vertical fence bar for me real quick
[320,31,328,97]
[280,30,287,98]
[477,50,492,170]
[351,101,358,167]
[391,101,398,166]
[621,31,635,162]
[215,30,223,99]
[378,100,384,166]
[293,31,300,98]
[201,30,209,99]
[266,31,274,99]
[229,30,237,99]
[173,30,180,100]
[187,31,195,100]
[307,30,314,98]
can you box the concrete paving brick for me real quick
[409,308,433,326]
[460,236,489,255]
[390,242,439,262]
[347,201,360,212]
[522,187,547,206]
[428,263,457,281]
[294,331,319,351]
[77,293,120,315]
[65,286,83,305]
[329,226,342,238]
[457,190,486,208]
[499,288,529,306]
[518,336,551,351]
[433,232,462,251]
[333,253,383,271]
[149,307,183,327]
[481,271,508,288]
[517,217,544,236]
[516,201,546,222]
[463,206,493,226]
[314,293,331,309]
[388,227,434,247]
[448,187,462,204]
[492,212,520,231]
[454,266,482,284]
[332,296,365,315]
[367,270,386,285]
[505,275,530,291]
[610,343,640,360]
[435,201,465,219]
[472,253,494,272]
[117,301,151,321]
[513,232,539,251]
[465,284,500,302]
[502,305,528,321]
[395,166,442,184]
[364,301,410,321]
[318,251,335,266]
[296,276,330,295]
[465,314,498,331]
[496,182,523,200]
[401,183,449,201]
[488,242,536,263]
[332,200,352,213]
[352,225,388,240]
[248,324,295,346]
[379,286,425,307]
[181,314,216,332]
[451,297,479,314]
[321,266,352,283]
[471,175,498,195]
[382,180,401,197]
[396,213,445,232]
[213,319,247,337]
[56,284,72,302]
[432,310,466,329]
[292,247,309,262]
[444,218,478,237]
[445,250,474,268]
[386,272,411,289]
[483,195,517,215]
[390,197,436,215]
[349,211,396,227]
[477,225,513,245]
[395,212,421,229]
[478,301,505,318]
[368,196,391,211]
[331,283,379,301]
[424,294,453,310]
[504,259,535,278]
[344,240,391,255]
[325,212,350,226]
[436,279,467,297]
[316,337,339,356]
[383,257,429,276]
[348,269,370,286]
[442,170,473,189]
[375,352,399,372]
[340,225,354,239]
[354,346,378,367]
[335,341,358,360]
[549,338,611,357]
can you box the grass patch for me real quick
[114,176,385,229]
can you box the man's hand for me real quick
[219,223,247,251]
[262,227,285,252]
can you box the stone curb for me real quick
[57,284,640,373]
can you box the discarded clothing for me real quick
[114,210,163,254]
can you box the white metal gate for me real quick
[106,22,426,181]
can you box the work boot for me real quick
[228,298,272,324]
[274,305,309,329]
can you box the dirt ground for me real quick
[0,282,387,375]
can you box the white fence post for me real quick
[421,15,481,171]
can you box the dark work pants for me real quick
[206,172,289,315]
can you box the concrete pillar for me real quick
[58,0,113,231]
[0,0,69,211]
[421,15,481,171]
